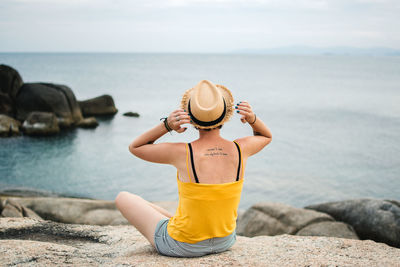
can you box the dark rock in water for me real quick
[0,64,23,101]
[0,93,14,117]
[306,199,400,248]
[123,112,140,117]
[79,94,118,116]
[237,202,334,237]
[296,221,359,240]
[16,83,83,127]
[76,117,99,128]
[22,112,60,136]
[0,114,21,137]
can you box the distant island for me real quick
[233,46,400,56]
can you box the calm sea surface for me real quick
[0,53,399,208]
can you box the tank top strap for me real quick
[185,143,194,183]
[233,141,243,181]
[187,143,200,183]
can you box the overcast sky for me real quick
[0,0,399,52]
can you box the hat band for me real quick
[188,98,227,127]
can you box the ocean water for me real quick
[0,53,399,209]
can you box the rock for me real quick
[0,114,21,137]
[123,111,139,117]
[237,202,333,237]
[76,117,99,128]
[0,64,23,101]
[0,199,42,220]
[79,95,118,116]
[296,221,359,239]
[306,198,400,248]
[16,83,83,127]
[0,187,61,197]
[1,218,399,266]
[22,112,60,136]
[21,206,43,221]
[0,92,15,117]
[2,196,128,225]
[1,203,23,217]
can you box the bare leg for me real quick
[115,191,167,247]
[148,202,174,218]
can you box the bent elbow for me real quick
[128,144,137,155]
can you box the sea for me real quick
[0,53,399,209]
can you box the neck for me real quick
[198,128,221,140]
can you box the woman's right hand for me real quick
[235,101,256,124]
[167,109,191,133]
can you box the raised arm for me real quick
[128,109,190,164]
[234,101,272,157]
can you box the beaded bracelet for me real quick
[160,117,172,132]
[249,114,257,125]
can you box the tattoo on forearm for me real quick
[204,147,228,157]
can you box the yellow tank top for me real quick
[167,141,244,244]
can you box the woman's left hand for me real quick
[167,109,191,133]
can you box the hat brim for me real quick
[181,84,234,129]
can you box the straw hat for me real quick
[181,80,234,129]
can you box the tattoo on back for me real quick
[204,147,228,157]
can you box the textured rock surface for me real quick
[0,114,21,137]
[22,111,60,136]
[0,218,399,266]
[296,221,359,239]
[237,202,334,237]
[79,94,118,116]
[16,83,83,127]
[306,198,400,248]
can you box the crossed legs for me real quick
[115,191,173,247]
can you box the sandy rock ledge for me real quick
[1,218,399,267]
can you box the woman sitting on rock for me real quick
[115,80,272,257]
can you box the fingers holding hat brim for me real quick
[167,109,191,132]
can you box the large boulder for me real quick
[0,93,14,117]
[296,221,359,239]
[0,199,42,220]
[22,112,60,136]
[0,197,178,226]
[0,65,23,116]
[16,83,83,127]
[1,218,399,266]
[79,94,118,116]
[0,114,21,137]
[3,197,127,225]
[0,64,23,101]
[306,199,400,248]
[237,202,334,237]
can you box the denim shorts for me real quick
[154,218,236,257]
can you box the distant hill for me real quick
[233,46,400,56]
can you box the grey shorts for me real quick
[154,218,236,257]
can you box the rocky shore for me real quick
[1,194,399,266]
